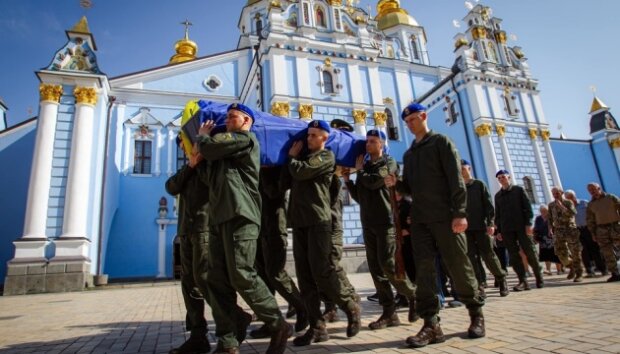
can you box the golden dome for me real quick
[246,0,261,5]
[169,21,198,64]
[375,0,419,31]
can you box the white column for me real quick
[154,127,162,177]
[167,129,176,176]
[56,87,98,260]
[13,84,63,260]
[530,130,553,203]
[271,54,288,96]
[541,130,562,189]
[347,64,363,103]
[476,123,501,196]
[367,66,383,106]
[157,222,167,278]
[295,56,311,98]
[497,130,515,174]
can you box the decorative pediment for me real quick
[46,38,101,74]
[126,107,164,127]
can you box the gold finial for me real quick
[352,109,367,124]
[609,137,620,149]
[270,102,290,117]
[475,123,492,137]
[74,87,98,106]
[589,96,609,114]
[374,112,387,126]
[39,84,63,103]
[495,124,506,137]
[540,130,551,141]
[169,19,198,64]
[324,57,332,67]
[70,16,91,33]
[528,128,538,139]
[298,104,313,120]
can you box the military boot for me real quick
[498,278,509,297]
[573,270,583,283]
[369,306,400,330]
[292,323,329,346]
[566,267,575,280]
[169,335,210,354]
[344,301,361,337]
[607,273,620,282]
[295,308,309,332]
[322,303,339,323]
[405,321,445,348]
[266,319,292,354]
[534,272,544,288]
[467,315,485,338]
[512,280,530,291]
[249,324,270,339]
[408,297,420,322]
[211,343,239,354]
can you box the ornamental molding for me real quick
[540,129,551,141]
[373,112,387,126]
[74,87,98,106]
[495,124,506,137]
[39,84,63,103]
[298,104,313,120]
[270,101,290,117]
[528,128,538,140]
[383,97,394,105]
[475,123,492,137]
[352,109,367,124]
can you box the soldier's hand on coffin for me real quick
[288,141,303,158]
[384,173,396,188]
[355,155,364,171]
[342,167,351,181]
[199,120,215,136]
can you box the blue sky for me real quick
[0,0,618,139]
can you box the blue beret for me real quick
[366,129,387,141]
[401,103,426,120]
[495,169,510,177]
[227,103,255,123]
[461,159,470,166]
[308,120,331,133]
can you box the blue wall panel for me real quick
[550,140,602,199]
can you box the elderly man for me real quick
[385,103,485,349]
[585,183,620,282]
[494,170,544,291]
[548,187,583,282]
[198,103,290,354]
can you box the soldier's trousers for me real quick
[595,223,620,275]
[501,229,542,282]
[578,226,607,274]
[179,232,210,337]
[207,218,283,348]
[293,222,356,328]
[466,230,507,282]
[363,225,415,309]
[553,227,583,275]
[411,222,484,323]
[323,226,356,310]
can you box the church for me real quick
[1,0,619,295]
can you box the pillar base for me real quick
[3,258,93,295]
[12,238,47,260]
[53,237,91,260]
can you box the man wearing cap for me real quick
[585,182,620,282]
[460,159,509,297]
[494,170,544,291]
[385,103,485,348]
[548,186,584,282]
[343,129,418,330]
[286,120,361,346]
[198,103,290,354]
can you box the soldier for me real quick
[548,187,584,282]
[585,183,620,282]
[343,129,417,330]
[287,120,361,346]
[249,166,308,338]
[385,103,485,349]
[165,137,213,354]
[460,159,509,297]
[198,103,290,354]
[494,170,544,291]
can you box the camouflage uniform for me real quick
[548,199,583,276]
[586,193,620,276]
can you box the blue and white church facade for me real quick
[1,0,619,294]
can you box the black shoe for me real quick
[266,320,292,354]
[345,302,361,337]
[607,273,620,282]
[405,322,446,348]
[286,304,296,319]
[498,278,509,297]
[236,311,252,344]
[367,293,379,302]
[467,315,485,338]
[249,324,270,339]
[292,325,329,346]
[513,281,530,291]
[169,335,210,354]
[369,312,400,330]
[295,309,309,332]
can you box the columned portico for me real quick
[475,122,500,195]
[353,109,367,136]
[529,128,552,203]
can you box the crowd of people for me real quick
[165,102,620,354]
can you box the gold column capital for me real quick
[73,87,98,106]
[270,101,290,117]
[383,97,394,105]
[609,137,620,149]
[528,128,538,140]
[495,124,506,137]
[475,123,492,137]
[373,112,387,126]
[39,84,63,103]
[298,104,313,120]
[352,109,367,124]
[540,129,551,141]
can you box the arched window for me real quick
[386,108,399,140]
[316,7,326,27]
[488,42,499,63]
[523,176,537,203]
[256,18,263,37]
[322,71,334,94]
[411,36,420,60]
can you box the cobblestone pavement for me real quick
[0,271,619,353]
